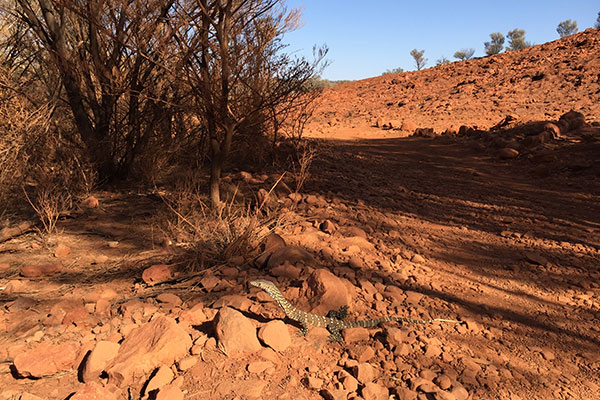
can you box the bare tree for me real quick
[436,56,450,66]
[172,0,326,206]
[9,0,184,179]
[410,48,427,70]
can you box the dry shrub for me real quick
[157,173,278,271]
[0,66,95,230]
[291,143,317,193]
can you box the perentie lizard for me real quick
[250,279,461,342]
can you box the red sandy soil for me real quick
[0,28,599,400]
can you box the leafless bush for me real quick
[291,143,317,194]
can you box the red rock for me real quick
[396,387,418,400]
[106,316,192,387]
[352,363,377,384]
[435,374,452,390]
[145,365,174,394]
[20,263,63,278]
[70,382,122,400]
[54,243,71,258]
[263,233,286,252]
[0,262,10,272]
[559,110,585,131]
[319,220,336,234]
[81,196,99,209]
[338,236,374,252]
[306,269,352,314]
[247,360,274,374]
[342,327,370,343]
[63,306,93,327]
[155,384,184,400]
[543,122,561,137]
[270,263,302,280]
[340,373,359,392]
[81,340,121,382]
[349,345,376,363]
[14,340,80,378]
[214,307,262,356]
[177,356,197,371]
[267,245,315,269]
[179,303,208,325]
[343,226,367,238]
[199,275,220,292]
[156,293,183,307]
[212,294,252,311]
[401,120,417,132]
[95,298,111,315]
[142,264,174,286]
[362,382,389,400]
[499,148,519,159]
[18,393,43,400]
[257,320,291,352]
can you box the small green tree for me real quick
[596,11,600,28]
[410,49,427,70]
[436,56,450,66]
[484,32,505,55]
[506,28,531,51]
[382,67,404,75]
[557,19,578,37]
[453,48,475,61]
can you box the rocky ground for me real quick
[1,28,599,400]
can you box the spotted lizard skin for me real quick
[250,279,461,342]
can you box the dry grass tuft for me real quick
[156,174,281,271]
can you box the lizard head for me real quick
[249,279,277,292]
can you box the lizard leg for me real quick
[327,325,342,343]
[326,305,349,320]
[297,321,310,337]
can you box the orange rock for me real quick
[81,340,121,382]
[106,316,192,387]
[214,307,262,356]
[54,243,71,258]
[257,320,291,352]
[14,340,80,378]
[142,264,174,286]
[81,195,99,208]
[145,365,174,394]
[70,382,122,400]
[155,384,184,400]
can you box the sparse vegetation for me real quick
[557,19,578,38]
[381,67,404,75]
[382,67,405,75]
[436,56,451,66]
[596,11,600,28]
[506,28,532,51]
[410,49,427,70]
[453,48,475,61]
[308,76,351,88]
[484,32,505,55]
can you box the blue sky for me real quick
[282,1,599,80]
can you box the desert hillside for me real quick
[306,28,600,138]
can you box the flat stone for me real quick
[14,340,80,378]
[106,316,192,387]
